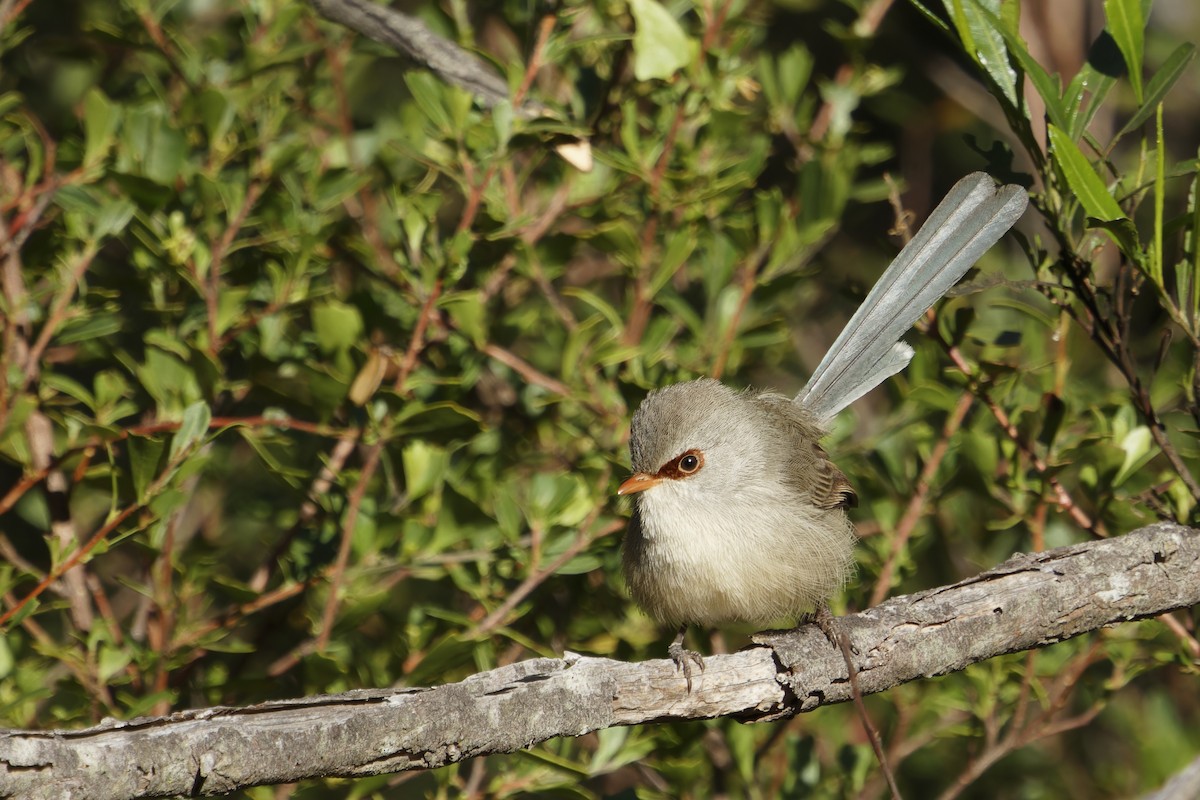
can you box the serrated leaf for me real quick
[909,0,953,33]
[629,0,693,81]
[1047,124,1126,222]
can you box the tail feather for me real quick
[797,173,1027,421]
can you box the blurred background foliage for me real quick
[1,0,1199,796]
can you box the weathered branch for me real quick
[3,522,1198,799]
[306,0,548,117]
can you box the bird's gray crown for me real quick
[629,379,757,472]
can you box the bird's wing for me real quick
[752,393,857,510]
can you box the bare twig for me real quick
[24,411,94,632]
[482,343,573,398]
[870,392,974,606]
[471,519,623,638]
[314,442,383,652]
[201,177,265,358]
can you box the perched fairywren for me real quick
[618,173,1028,686]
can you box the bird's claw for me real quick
[668,640,706,691]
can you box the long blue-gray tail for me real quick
[796,173,1028,421]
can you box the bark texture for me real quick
[306,0,549,116]
[2,522,1197,799]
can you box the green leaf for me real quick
[776,45,813,108]
[119,105,187,186]
[909,0,953,34]
[402,440,449,502]
[1104,0,1145,103]
[195,88,235,141]
[169,401,211,463]
[1088,217,1143,268]
[954,0,1020,108]
[1113,425,1153,487]
[311,300,364,354]
[629,0,693,81]
[82,88,118,169]
[94,371,132,408]
[93,198,136,240]
[1064,60,1117,140]
[0,636,12,679]
[651,229,698,295]
[405,72,453,134]
[1116,42,1196,139]
[97,644,132,683]
[137,347,201,416]
[442,291,487,348]
[492,99,513,150]
[128,436,167,503]
[964,0,1068,129]
[1047,124,1127,222]
[41,373,95,409]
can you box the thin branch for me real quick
[201,177,265,358]
[315,442,383,651]
[936,334,1109,538]
[306,0,547,117]
[470,508,621,639]
[869,391,974,607]
[482,343,573,398]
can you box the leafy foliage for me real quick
[0,0,1198,796]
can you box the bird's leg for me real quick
[667,624,705,691]
[811,605,902,800]
[812,604,857,656]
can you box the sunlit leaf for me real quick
[1047,124,1126,222]
[629,0,693,81]
[1104,0,1145,103]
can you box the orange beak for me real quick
[617,472,661,496]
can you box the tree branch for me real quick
[306,0,548,117]
[3,522,1198,799]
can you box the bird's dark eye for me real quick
[679,453,701,473]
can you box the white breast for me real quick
[622,476,856,627]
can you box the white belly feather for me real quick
[622,474,856,627]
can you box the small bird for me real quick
[618,173,1028,687]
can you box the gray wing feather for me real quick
[796,172,1027,421]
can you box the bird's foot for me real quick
[812,604,859,656]
[668,640,705,692]
[668,624,705,691]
